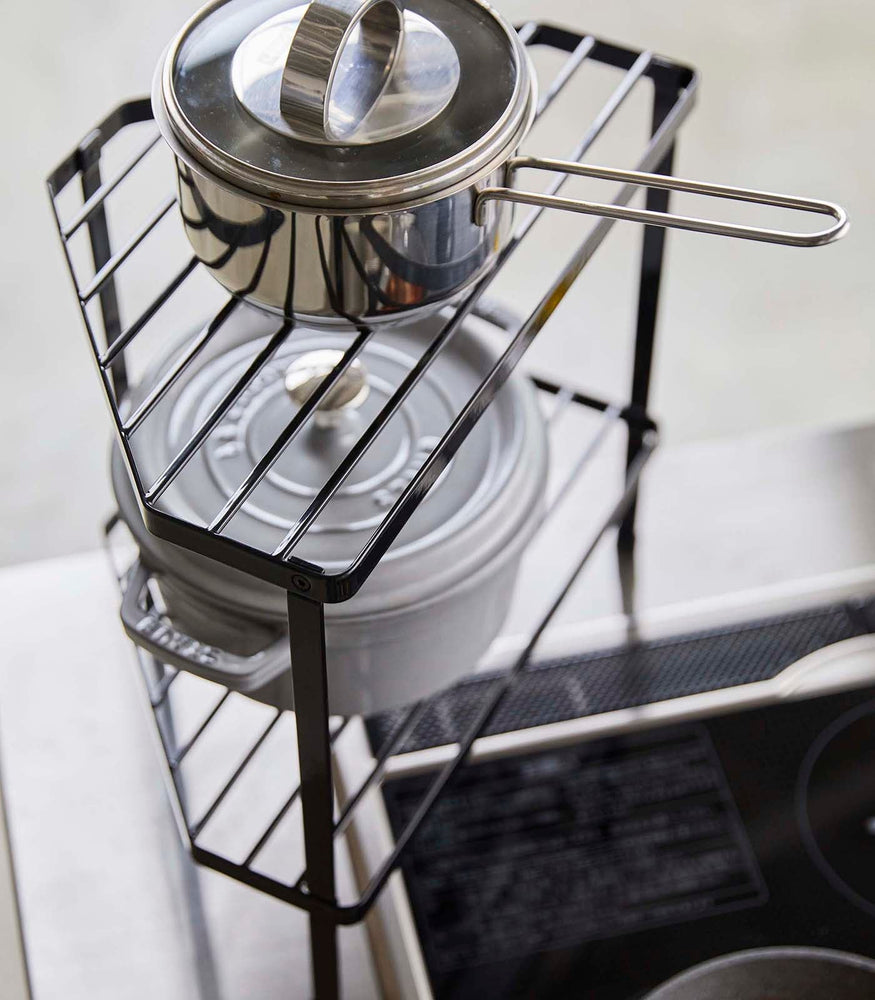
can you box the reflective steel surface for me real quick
[175,159,515,322]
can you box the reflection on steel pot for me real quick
[113,306,548,714]
[154,0,848,325]
[645,948,875,1000]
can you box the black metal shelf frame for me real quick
[51,23,695,1000]
[105,380,656,917]
[48,25,695,602]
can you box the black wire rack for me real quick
[49,22,695,999]
[48,24,695,603]
[104,374,655,909]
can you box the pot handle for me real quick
[280,0,404,144]
[120,560,288,690]
[475,157,848,248]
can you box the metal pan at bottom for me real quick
[645,948,875,1000]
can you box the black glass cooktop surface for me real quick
[372,599,875,998]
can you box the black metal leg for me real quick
[156,673,223,1000]
[618,85,680,557]
[288,593,340,1000]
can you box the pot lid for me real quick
[155,0,535,210]
[124,306,546,615]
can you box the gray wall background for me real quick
[1,0,872,566]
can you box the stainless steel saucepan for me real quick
[153,0,848,326]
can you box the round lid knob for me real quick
[284,350,370,412]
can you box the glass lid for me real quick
[157,0,535,209]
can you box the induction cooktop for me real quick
[345,587,875,999]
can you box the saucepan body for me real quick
[154,0,847,327]
[168,153,517,325]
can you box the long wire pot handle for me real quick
[476,157,848,247]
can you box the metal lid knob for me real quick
[229,0,462,150]
[285,350,370,414]
[279,0,404,144]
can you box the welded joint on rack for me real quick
[79,194,177,304]
[619,402,658,435]
[332,699,430,839]
[189,708,284,840]
[146,318,295,503]
[240,717,351,868]
[515,21,538,45]
[75,128,103,168]
[534,34,596,117]
[167,690,232,769]
[100,256,200,368]
[76,128,106,180]
[63,132,161,239]
[150,668,181,709]
[125,296,242,437]
[292,870,313,894]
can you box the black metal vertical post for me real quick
[79,134,127,398]
[287,593,340,1000]
[618,79,680,555]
